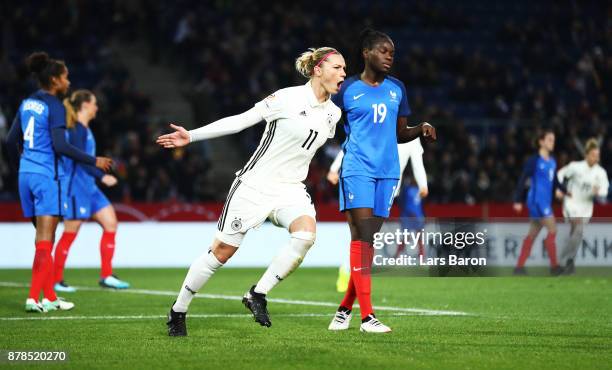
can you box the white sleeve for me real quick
[254,90,288,123]
[330,150,344,173]
[597,169,609,198]
[557,163,573,183]
[410,148,428,191]
[189,107,264,142]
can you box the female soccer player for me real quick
[328,138,428,292]
[5,52,113,312]
[53,90,130,293]
[157,47,345,336]
[557,138,609,274]
[327,29,435,333]
[513,129,564,275]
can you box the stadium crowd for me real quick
[1,0,609,204]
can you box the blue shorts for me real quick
[400,209,425,231]
[339,176,398,218]
[527,202,553,219]
[63,186,111,220]
[18,173,63,218]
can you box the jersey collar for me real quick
[305,81,330,108]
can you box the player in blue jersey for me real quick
[398,175,426,258]
[5,52,113,312]
[327,29,436,333]
[513,129,564,275]
[52,90,130,293]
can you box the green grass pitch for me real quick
[1,268,611,369]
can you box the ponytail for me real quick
[295,47,339,78]
[63,89,95,129]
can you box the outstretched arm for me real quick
[157,107,264,148]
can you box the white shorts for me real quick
[215,179,316,247]
[562,201,593,221]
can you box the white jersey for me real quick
[237,82,341,190]
[557,160,609,217]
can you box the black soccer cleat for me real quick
[242,285,271,327]
[550,265,564,276]
[563,259,576,275]
[167,303,187,337]
[513,267,527,275]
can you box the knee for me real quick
[104,219,118,232]
[211,242,237,264]
[291,231,316,254]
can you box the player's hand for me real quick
[156,124,191,148]
[555,189,565,200]
[101,174,118,187]
[419,187,429,198]
[593,186,600,196]
[513,203,523,213]
[95,157,114,172]
[327,170,339,185]
[421,122,437,141]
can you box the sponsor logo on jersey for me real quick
[353,93,365,100]
[299,110,307,117]
[80,207,87,215]
[348,193,354,201]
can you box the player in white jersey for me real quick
[556,138,609,274]
[157,47,345,336]
[327,138,428,292]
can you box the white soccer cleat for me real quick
[42,297,75,311]
[328,310,352,331]
[25,298,45,313]
[359,315,392,333]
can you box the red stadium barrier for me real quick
[2,202,612,222]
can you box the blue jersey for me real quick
[63,124,98,195]
[514,154,557,206]
[332,75,411,179]
[15,90,67,179]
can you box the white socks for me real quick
[254,231,315,295]
[173,250,223,313]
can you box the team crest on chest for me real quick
[389,90,398,102]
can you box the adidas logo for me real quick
[299,111,307,116]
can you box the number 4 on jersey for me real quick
[23,116,35,149]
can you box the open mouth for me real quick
[337,80,344,89]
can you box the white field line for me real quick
[0,281,469,317]
[0,312,438,321]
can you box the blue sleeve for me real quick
[51,127,96,166]
[5,114,23,170]
[513,156,536,202]
[398,81,411,117]
[82,164,104,179]
[48,98,66,129]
